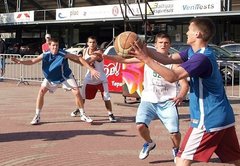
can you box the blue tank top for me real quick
[180,46,235,132]
[42,49,72,83]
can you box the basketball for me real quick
[114,31,141,58]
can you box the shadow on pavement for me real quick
[0,129,136,142]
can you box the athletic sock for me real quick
[35,109,41,116]
[79,108,84,115]
[108,111,113,115]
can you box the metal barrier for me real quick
[0,54,86,86]
[0,54,240,99]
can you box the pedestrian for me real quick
[104,33,189,161]
[130,17,240,165]
[11,38,100,125]
[0,35,7,78]
[71,36,117,122]
[42,33,51,53]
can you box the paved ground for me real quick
[0,80,240,166]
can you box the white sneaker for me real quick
[30,114,40,125]
[139,141,156,160]
[108,114,117,122]
[71,109,80,117]
[80,113,93,123]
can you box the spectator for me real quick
[42,33,51,53]
[0,35,7,79]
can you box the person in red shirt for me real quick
[42,33,51,53]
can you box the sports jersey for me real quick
[83,47,107,85]
[42,49,72,84]
[141,61,177,103]
[180,46,235,132]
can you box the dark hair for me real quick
[49,38,59,43]
[154,33,171,43]
[190,17,216,42]
[87,36,97,42]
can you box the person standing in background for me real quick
[71,36,117,122]
[42,33,51,53]
[0,35,7,79]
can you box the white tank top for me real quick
[83,47,107,84]
[141,61,177,103]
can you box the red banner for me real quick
[104,59,122,93]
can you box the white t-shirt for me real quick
[83,47,107,85]
[141,62,177,103]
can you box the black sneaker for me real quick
[108,114,117,122]
[71,109,80,117]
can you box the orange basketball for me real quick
[114,31,141,58]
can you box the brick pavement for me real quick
[0,80,239,166]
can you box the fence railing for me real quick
[0,54,87,86]
[0,54,240,99]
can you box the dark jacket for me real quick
[0,39,7,54]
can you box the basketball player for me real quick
[104,33,189,162]
[130,17,240,166]
[71,36,117,122]
[11,38,100,125]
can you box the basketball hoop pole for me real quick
[118,0,154,40]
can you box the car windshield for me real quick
[209,45,238,59]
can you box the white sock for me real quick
[35,109,41,115]
[79,108,84,115]
[108,111,113,115]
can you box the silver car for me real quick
[220,43,240,57]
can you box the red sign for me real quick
[104,59,122,93]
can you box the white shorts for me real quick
[41,74,79,93]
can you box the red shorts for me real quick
[177,126,240,163]
[81,82,110,100]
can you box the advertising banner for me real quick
[104,59,122,93]
[56,0,221,21]
[0,11,34,24]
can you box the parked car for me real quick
[172,43,240,84]
[66,43,86,55]
[220,43,240,57]
[5,38,42,56]
[171,42,190,52]
[19,42,42,56]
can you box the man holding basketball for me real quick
[104,33,189,162]
[130,17,240,165]
[70,36,117,122]
[11,38,100,125]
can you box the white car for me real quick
[66,43,86,55]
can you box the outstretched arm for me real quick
[66,53,100,79]
[103,54,141,64]
[130,43,183,65]
[11,54,43,65]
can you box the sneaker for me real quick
[139,141,156,160]
[30,114,40,125]
[80,113,93,123]
[71,109,80,117]
[172,147,179,163]
[108,114,117,122]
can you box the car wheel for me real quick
[220,67,233,84]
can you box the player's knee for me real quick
[170,132,181,138]
[39,88,48,96]
[136,123,148,132]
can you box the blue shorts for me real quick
[136,100,179,133]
